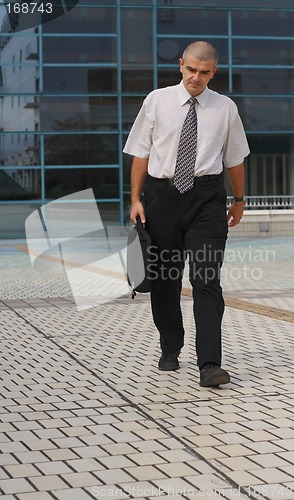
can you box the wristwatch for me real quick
[233,196,246,202]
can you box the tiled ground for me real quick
[0,237,294,499]
[1,294,294,499]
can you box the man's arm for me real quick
[130,156,149,224]
[226,162,245,227]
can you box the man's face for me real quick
[179,55,217,96]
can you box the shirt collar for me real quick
[178,80,210,108]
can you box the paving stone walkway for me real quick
[0,237,294,499]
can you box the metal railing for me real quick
[227,195,294,209]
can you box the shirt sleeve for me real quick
[223,104,250,168]
[123,99,154,159]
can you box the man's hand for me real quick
[130,200,146,224]
[227,201,244,227]
[226,163,245,227]
[130,156,148,225]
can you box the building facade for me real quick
[1,0,294,237]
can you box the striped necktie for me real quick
[173,97,197,194]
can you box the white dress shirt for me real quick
[123,81,250,179]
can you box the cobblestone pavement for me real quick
[0,237,294,499]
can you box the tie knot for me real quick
[189,97,197,105]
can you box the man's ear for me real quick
[211,66,218,79]
[179,58,184,73]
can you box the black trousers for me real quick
[144,174,228,369]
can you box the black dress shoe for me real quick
[158,350,181,371]
[200,363,230,387]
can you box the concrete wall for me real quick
[228,210,294,238]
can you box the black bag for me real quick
[127,217,152,298]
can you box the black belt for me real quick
[147,173,222,187]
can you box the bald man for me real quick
[124,41,249,387]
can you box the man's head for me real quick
[179,41,218,96]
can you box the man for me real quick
[123,41,249,387]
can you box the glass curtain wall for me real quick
[1,1,294,238]
[0,1,122,237]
